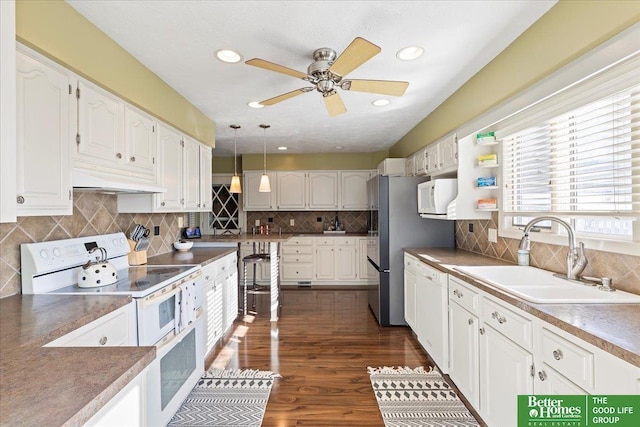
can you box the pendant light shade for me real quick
[259,124,271,193]
[229,124,242,193]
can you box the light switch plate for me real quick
[290,219,295,226]
[488,228,498,243]
[255,219,260,226]
[178,217,184,228]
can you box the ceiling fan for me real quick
[246,37,409,117]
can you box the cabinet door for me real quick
[243,171,276,210]
[1,1,16,223]
[314,246,335,280]
[403,266,417,329]
[448,301,479,408]
[76,80,125,168]
[277,171,306,209]
[439,136,458,171]
[405,157,415,177]
[124,106,156,176]
[479,323,533,427]
[415,148,426,175]
[199,144,212,211]
[335,245,357,280]
[359,238,376,280]
[16,52,73,216]
[419,272,448,371]
[425,144,440,175]
[205,279,224,352]
[308,171,339,210]
[183,137,200,211]
[340,171,370,210]
[156,124,183,210]
[535,363,588,395]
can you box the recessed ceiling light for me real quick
[216,49,242,63]
[247,101,264,109]
[372,99,390,107]
[277,146,288,151]
[396,46,424,61]
[335,146,344,150]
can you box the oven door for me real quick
[146,307,204,427]
[137,272,202,346]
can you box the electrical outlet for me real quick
[178,217,184,228]
[255,219,260,226]
[468,223,474,233]
[488,228,497,243]
[290,219,295,226]
[154,225,160,236]
[316,217,322,222]
[268,217,273,223]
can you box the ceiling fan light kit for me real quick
[216,49,243,63]
[259,124,271,193]
[247,101,264,109]
[396,46,424,61]
[229,124,242,193]
[246,37,409,117]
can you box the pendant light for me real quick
[258,124,271,192]
[229,124,242,193]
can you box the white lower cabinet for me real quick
[415,261,449,372]
[448,298,480,408]
[403,254,418,330]
[281,238,314,282]
[335,238,357,280]
[314,240,335,281]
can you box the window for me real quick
[500,79,639,244]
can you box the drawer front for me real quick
[282,254,313,264]
[281,263,313,280]
[449,276,480,314]
[315,238,335,246]
[416,262,447,286]
[282,245,313,255]
[404,254,419,271]
[335,238,356,246]
[47,306,130,347]
[541,327,595,391]
[482,297,533,350]
[286,238,313,246]
[201,263,217,281]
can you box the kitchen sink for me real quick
[454,265,640,304]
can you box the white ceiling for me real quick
[66,0,556,156]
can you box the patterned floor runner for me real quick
[368,366,480,427]
[168,368,279,427]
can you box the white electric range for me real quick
[21,232,205,426]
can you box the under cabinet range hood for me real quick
[72,169,167,193]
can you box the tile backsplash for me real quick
[0,192,184,298]
[246,211,368,234]
[455,212,640,295]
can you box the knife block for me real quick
[127,239,147,265]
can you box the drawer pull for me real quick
[99,336,108,346]
[479,327,485,335]
[468,318,474,325]
[453,289,463,298]
[538,370,547,381]
[491,311,507,324]
[553,349,564,360]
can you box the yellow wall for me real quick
[15,0,215,146]
[390,0,640,157]
[239,151,388,171]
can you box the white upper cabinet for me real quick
[243,171,276,211]
[183,136,200,211]
[75,80,125,169]
[0,0,16,223]
[15,50,73,216]
[155,124,183,211]
[415,148,427,175]
[439,134,458,172]
[424,143,440,175]
[277,171,306,210]
[308,171,339,210]
[124,106,156,177]
[199,144,212,211]
[339,170,370,210]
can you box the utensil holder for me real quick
[127,239,147,265]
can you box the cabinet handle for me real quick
[116,153,122,159]
[197,204,201,208]
[468,318,474,325]
[538,371,547,381]
[479,327,485,335]
[453,289,463,298]
[99,336,108,346]
[205,275,210,280]
[552,349,563,360]
[491,311,507,324]
[130,156,136,162]
[161,202,166,206]
[16,195,25,204]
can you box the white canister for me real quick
[517,250,530,266]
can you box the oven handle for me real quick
[155,306,203,354]
[140,271,202,310]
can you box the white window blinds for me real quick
[502,84,640,218]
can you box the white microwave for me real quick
[417,179,457,215]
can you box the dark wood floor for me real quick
[205,289,478,426]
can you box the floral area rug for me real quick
[368,366,480,427]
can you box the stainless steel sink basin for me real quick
[454,265,640,304]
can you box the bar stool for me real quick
[242,242,274,315]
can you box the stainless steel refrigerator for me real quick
[366,175,454,326]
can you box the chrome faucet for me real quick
[519,216,588,280]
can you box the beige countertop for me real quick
[0,294,155,427]
[147,246,238,267]
[405,247,640,367]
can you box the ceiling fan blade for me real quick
[329,37,381,78]
[323,92,347,117]
[344,79,409,96]
[260,88,310,106]
[246,58,308,80]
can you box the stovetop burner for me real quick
[48,264,200,298]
